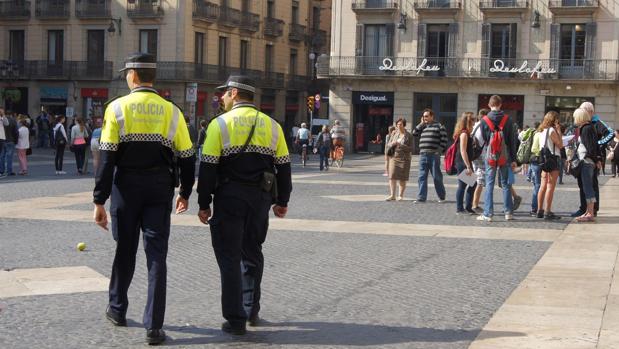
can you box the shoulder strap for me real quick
[228,109,259,162]
[498,115,509,130]
[483,115,494,131]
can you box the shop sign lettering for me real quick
[379,58,441,74]
[490,60,557,78]
[360,95,388,103]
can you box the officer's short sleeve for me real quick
[173,109,195,158]
[99,101,120,151]
[274,124,290,165]
[201,119,223,164]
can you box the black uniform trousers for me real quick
[577,167,600,214]
[209,182,271,327]
[108,170,174,330]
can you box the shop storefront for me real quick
[81,88,108,122]
[40,86,68,116]
[545,96,594,126]
[352,91,394,153]
[260,89,276,115]
[413,92,458,154]
[478,94,524,127]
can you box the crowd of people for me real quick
[384,95,617,223]
[290,120,346,171]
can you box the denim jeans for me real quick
[580,162,597,204]
[418,153,446,201]
[318,146,329,170]
[530,163,542,212]
[37,132,49,148]
[456,164,476,212]
[484,164,513,217]
[0,141,15,174]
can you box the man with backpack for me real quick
[474,95,519,222]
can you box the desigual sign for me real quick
[353,91,394,105]
[490,59,557,77]
[378,58,441,74]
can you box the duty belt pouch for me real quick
[261,171,278,200]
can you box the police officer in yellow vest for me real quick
[93,53,196,345]
[197,75,292,335]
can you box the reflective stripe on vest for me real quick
[216,117,231,148]
[112,100,126,137]
[270,118,279,151]
[166,106,180,142]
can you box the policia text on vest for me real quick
[93,53,195,345]
[197,75,292,335]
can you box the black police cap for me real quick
[119,52,157,72]
[216,75,256,93]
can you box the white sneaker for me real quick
[505,214,514,221]
[477,215,493,222]
[55,171,59,175]
[59,171,67,175]
[437,199,446,203]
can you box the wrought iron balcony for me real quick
[35,0,69,19]
[240,11,260,32]
[156,62,286,88]
[316,56,619,81]
[287,74,309,90]
[264,17,284,37]
[193,0,218,22]
[0,60,28,80]
[414,0,461,14]
[218,6,241,27]
[0,60,114,80]
[262,72,285,89]
[0,0,31,19]
[127,0,164,19]
[351,0,398,13]
[479,0,528,14]
[289,23,306,42]
[76,0,111,19]
[549,0,599,15]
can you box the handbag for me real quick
[540,129,560,172]
[26,148,32,156]
[386,144,396,157]
[470,123,483,161]
[568,156,582,178]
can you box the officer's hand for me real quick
[175,195,189,214]
[93,204,108,231]
[198,209,211,225]
[273,205,287,218]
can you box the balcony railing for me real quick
[156,62,286,88]
[287,74,309,90]
[0,0,31,19]
[0,60,113,80]
[218,6,241,26]
[76,0,111,18]
[264,17,284,37]
[127,0,164,18]
[35,0,69,19]
[351,0,398,12]
[262,72,285,89]
[0,60,29,80]
[479,0,528,9]
[414,0,461,14]
[240,11,260,32]
[289,23,306,42]
[549,0,598,7]
[193,0,218,22]
[316,56,619,81]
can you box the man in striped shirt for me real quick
[412,108,448,203]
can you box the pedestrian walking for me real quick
[453,112,477,214]
[573,108,602,222]
[90,119,102,175]
[197,119,207,160]
[93,53,196,345]
[412,108,448,203]
[536,111,563,220]
[16,117,30,175]
[70,117,89,175]
[53,115,68,175]
[314,125,332,171]
[474,95,519,222]
[386,118,412,201]
[197,75,292,335]
[36,108,51,148]
[0,111,18,177]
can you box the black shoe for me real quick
[105,306,127,327]
[146,329,166,345]
[530,210,538,217]
[222,321,246,335]
[465,208,477,215]
[544,212,561,221]
[571,210,585,218]
[248,314,260,327]
[536,210,544,219]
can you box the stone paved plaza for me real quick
[0,149,617,348]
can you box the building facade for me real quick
[321,0,619,153]
[0,0,331,132]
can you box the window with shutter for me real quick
[509,23,517,59]
[549,23,560,73]
[417,23,427,58]
[447,23,458,76]
[355,23,364,56]
[584,22,596,78]
[386,23,395,57]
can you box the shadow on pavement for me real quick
[163,321,525,346]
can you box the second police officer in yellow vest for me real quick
[197,75,293,335]
[93,53,196,345]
